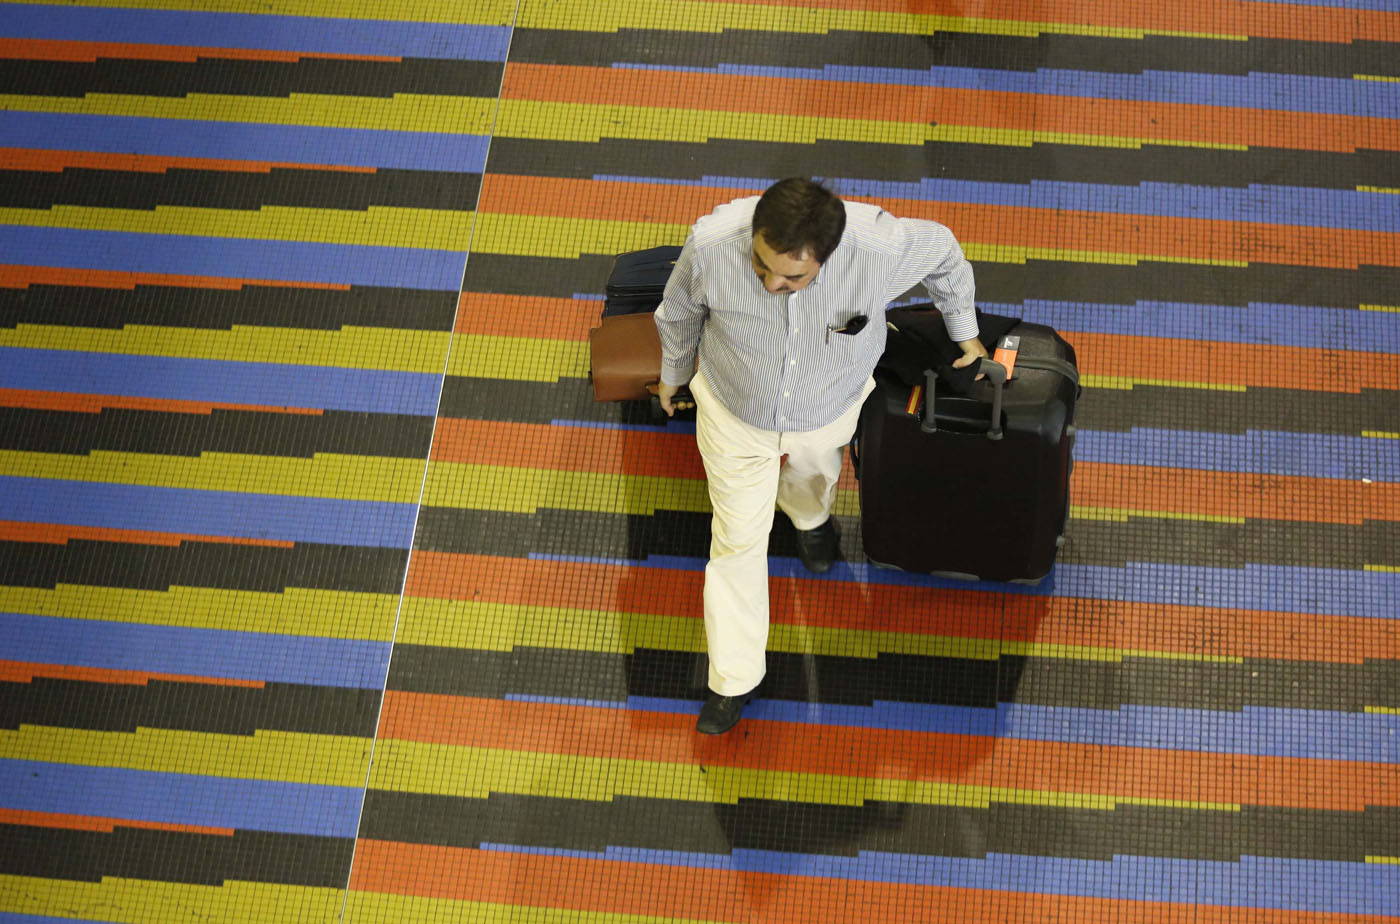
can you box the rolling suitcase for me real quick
[853,307,1079,583]
[589,246,693,417]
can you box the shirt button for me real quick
[789,359,796,365]
[783,391,790,397]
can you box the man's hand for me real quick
[656,382,681,416]
[952,337,990,379]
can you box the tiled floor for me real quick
[1,1,1398,922]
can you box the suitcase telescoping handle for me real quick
[920,358,1009,440]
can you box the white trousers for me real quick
[690,369,874,695]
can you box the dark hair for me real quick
[752,177,846,264]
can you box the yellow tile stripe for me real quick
[0,0,517,23]
[398,596,1240,665]
[1083,375,1249,392]
[515,0,1230,40]
[0,726,369,787]
[0,324,451,373]
[471,213,1251,269]
[422,460,720,515]
[0,92,1252,156]
[346,891,724,924]
[0,93,496,133]
[0,205,475,250]
[0,449,426,502]
[0,877,344,924]
[1072,506,1247,525]
[0,584,398,640]
[496,98,1249,151]
[446,333,589,381]
[370,737,1241,812]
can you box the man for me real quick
[654,178,985,734]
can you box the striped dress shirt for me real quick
[655,195,978,432]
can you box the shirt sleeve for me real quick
[882,214,979,344]
[654,235,708,387]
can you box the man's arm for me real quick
[887,214,987,372]
[653,237,706,415]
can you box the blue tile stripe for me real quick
[596,174,1400,233]
[1,612,392,689]
[0,759,362,837]
[0,227,466,290]
[0,349,442,416]
[483,842,1400,915]
[0,112,491,173]
[541,554,1400,621]
[0,478,419,548]
[993,300,1400,351]
[1072,429,1398,482]
[0,4,511,61]
[616,63,1400,120]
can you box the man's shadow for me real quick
[612,420,1050,914]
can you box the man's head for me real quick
[750,178,845,294]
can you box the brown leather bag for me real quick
[587,312,664,401]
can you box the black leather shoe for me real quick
[794,518,840,573]
[696,688,756,735]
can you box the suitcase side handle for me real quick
[920,359,1008,440]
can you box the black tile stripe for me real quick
[436,373,1397,436]
[0,167,482,212]
[385,645,1400,715]
[359,791,1400,864]
[464,251,1400,310]
[0,825,352,888]
[0,539,408,594]
[511,27,1400,80]
[0,407,434,459]
[0,677,381,738]
[0,284,458,332]
[1076,387,1396,436]
[1062,519,1400,571]
[486,135,1400,194]
[412,505,1398,572]
[0,57,503,100]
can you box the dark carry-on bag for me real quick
[853,306,1079,583]
[603,246,683,317]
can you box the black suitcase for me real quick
[853,309,1078,583]
[603,245,682,317]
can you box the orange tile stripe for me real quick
[0,808,236,837]
[403,552,1400,664]
[1073,461,1399,526]
[455,291,603,338]
[0,660,266,689]
[348,839,1387,923]
[0,264,355,291]
[431,418,705,479]
[725,0,1398,44]
[0,388,325,417]
[378,693,1400,812]
[457,274,1392,394]
[1068,330,1398,392]
[0,520,297,549]
[478,173,1400,269]
[427,418,1398,525]
[500,63,1400,154]
[0,147,378,174]
[0,38,400,64]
